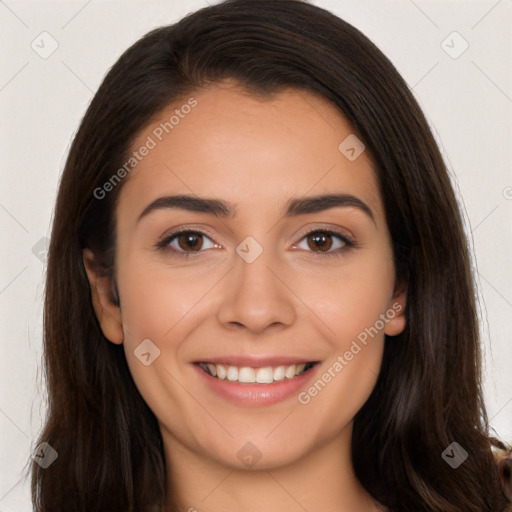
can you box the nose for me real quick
[216,243,297,334]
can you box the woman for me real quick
[29,0,512,510]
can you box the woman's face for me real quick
[86,81,406,470]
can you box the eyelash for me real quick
[155,227,356,259]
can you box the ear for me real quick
[82,248,124,345]
[384,279,407,337]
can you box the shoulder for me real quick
[493,444,512,511]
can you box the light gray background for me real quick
[1,0,511,509]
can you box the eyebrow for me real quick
[137,193,375,224]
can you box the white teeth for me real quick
[216,364,226,380]
[206,363,217,377]
[256,366,274,383]
[200,362,314,383]
[238,367,256,383]
[226,366,238,381]
[285,365,296,379]
[273,365,285,381]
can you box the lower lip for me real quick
[192,363,321,407]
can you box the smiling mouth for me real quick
[197,361,318,384]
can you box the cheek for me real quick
[114,259,221,425]
[293,248,396,346]
[290,249,393,415]
[292,258,392,428]
[297,337,384,449]
[113,256,219,391]
[116,257,222,343]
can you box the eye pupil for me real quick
[308,232,332,252]
[179,233,202,251]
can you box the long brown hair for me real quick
[29,1,510,510]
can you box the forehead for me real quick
[118,82,382,224]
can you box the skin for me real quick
[84,80,406,512]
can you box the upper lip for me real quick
[193,356,318,368]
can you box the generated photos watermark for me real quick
[297,302,403,405]
[93,97,198,200]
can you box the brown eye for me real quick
[177,232,203,251]
[159,230,218,254]
[306,232,334,252]
[295,229,353,258]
